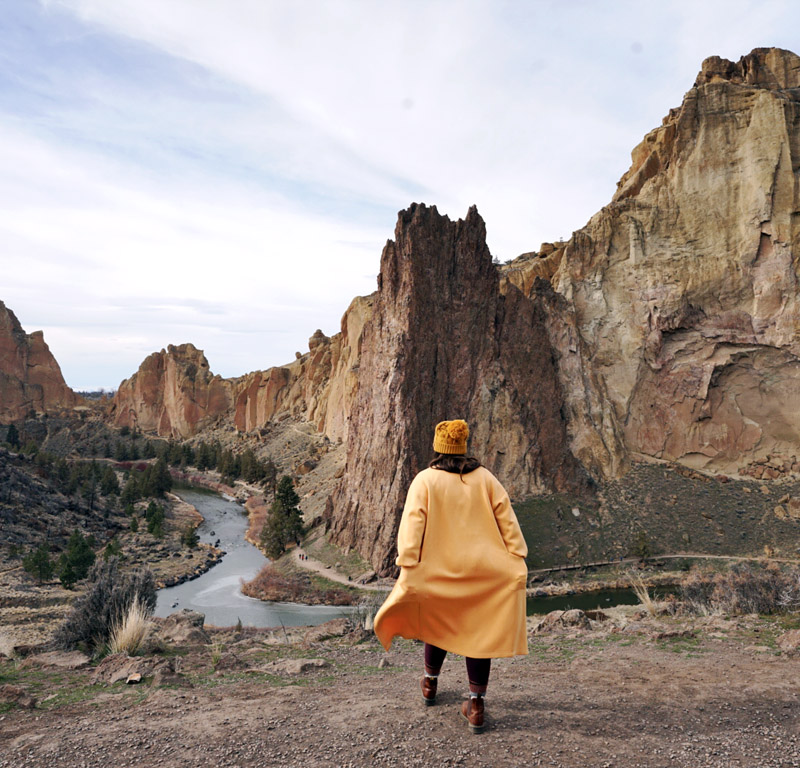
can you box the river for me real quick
[154,488,354,628]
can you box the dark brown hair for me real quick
[428,452,482,481]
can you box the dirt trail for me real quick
[292,548,390,592]
[3,613,800,768]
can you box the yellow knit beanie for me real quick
[433,419,469,455]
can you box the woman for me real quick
[373,419,528,733]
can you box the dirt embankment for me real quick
[3,608,800,768]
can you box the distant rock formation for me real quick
[108,344,231,438]
[232,294,373,442]
[0,301,80,422]
[326,203,591,574]
[109,296,373,441]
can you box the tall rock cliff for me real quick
[108,344,232,438]
[232,294,373,442]
[509,47,800,475]
[326,204,590,575]
[0,301,80,422]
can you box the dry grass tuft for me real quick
[108,596,151,656]
[631,573,658,617]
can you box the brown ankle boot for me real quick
[460,695,485,733]
[421,676,437,705]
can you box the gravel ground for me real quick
[3,614,800,768]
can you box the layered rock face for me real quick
[0,301,80,422]
[232,294,372,443]
[509,47,800,474]
[327,204,590,574]
[109,344,232,438]
[110,296,372,442]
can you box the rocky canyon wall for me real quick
[507,47,800,475]
[109,296,372,441]
[101,46,800,570]
[326,204,592,574]
[0,301,80,422]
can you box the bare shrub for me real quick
[241,564,355,606]
[52,557,156,652]
[108,596,151,655]
[680,563,797,616]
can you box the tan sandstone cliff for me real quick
[110,296,373,441]
[108,344,232,438]
[0,301,80,422]
[524,47,800,475]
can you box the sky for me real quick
[2,0,799,390]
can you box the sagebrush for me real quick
[52,557,156,652]
[680,563,799,616]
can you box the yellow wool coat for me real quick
[373,466,528,658]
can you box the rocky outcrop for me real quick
[232,294,372,442]
[0,301,80,422]
[508,47,800,474]
[327,203,590,575]
[108,344,232,438]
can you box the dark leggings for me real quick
[424,643,491,695]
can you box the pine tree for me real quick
[100,466,120,496]
[181,523,199,549]
[5,423,20,449]
[276,476,300,511]
[260,501,288,559]
[23,543,54,583]
[58,558,78,589]
[120,474,139,505]
[63,529,96,581]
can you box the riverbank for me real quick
[0,490,221,652]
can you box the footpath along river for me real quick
[154,487,354,628]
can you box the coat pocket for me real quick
[506,552,528,590]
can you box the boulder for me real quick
[159,609,210,645]
[91,654,159,685]
[777,629,800,653]
[532,610,565,634]
[302,618,351,644]
[0,684,36,709]
[561,609,590,629]
[258,658,329,675]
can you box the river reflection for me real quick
[154,488,354,628]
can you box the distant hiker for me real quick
[373,419,528,734]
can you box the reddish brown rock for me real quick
[0,301,80,422]
[326,203,590,575]
[108,344,232,438]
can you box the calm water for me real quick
[154,488,354,628]
[527,587,675,615]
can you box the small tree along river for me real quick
[154,488,353,628]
